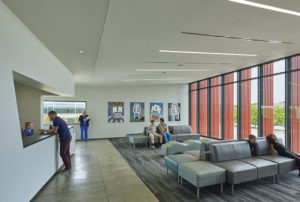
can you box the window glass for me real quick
[291,55,300,153]
[190,90,197,133]
[262,72,286,144]
[241,78,258,138]
[210,86,221,139]
[224,73,238,139]
[43,101,86,125]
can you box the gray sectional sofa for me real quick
[144,125,200,145]
[164,138,298,196]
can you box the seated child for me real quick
[266,134,300,176]
[148,120,163,149]
[22,122,34,136]
[248,134,257,155]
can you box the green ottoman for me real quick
[161,141,187,156]
[178,161,226,198]
[183,140,202,151]
[128,135,148,147]
[164,154,198,182]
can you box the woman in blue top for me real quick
[22,122,34,136]
[79,110,90,141]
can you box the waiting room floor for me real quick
[32,139,158,202]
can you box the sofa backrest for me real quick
[171,125,192,134]
[200,139,238,160]
[255,139,272,156]
[209,142,251,162]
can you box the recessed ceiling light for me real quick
[135,69,210,72]
[159,50,257,57]
[228,0,300,17]
[79,50,84,53]
[181,32,293,45]
[123,78,185,82]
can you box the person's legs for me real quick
[166,133,172,142]
[80,126,84,141]
[156,133,163,144]
[60,138,72,170]
[84,126,88,141]
[161,133,167,143]
[149,133,155,144]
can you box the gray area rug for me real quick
[110,138,300,202]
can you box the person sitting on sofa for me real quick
[248,134,257,155]
[158,118,172,143]
[266,134,300,176]
[148,120,163,149]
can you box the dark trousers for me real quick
[60,138,72,169]
[279,150,300,169]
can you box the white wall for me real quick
[44,84,189,139]
[0,2,74,202]
[15,82,52,130]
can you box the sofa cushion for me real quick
[209,142,251,162]
[255,139,272,156]
[183,140,202,151]
[240,157,278,179]
[213,160,257,185]
[259,155,296,174]
[174,133,200,142]
[173,125,192,134]
[200,139,237,160]
[165,154,198,173]
[184,150,201,159]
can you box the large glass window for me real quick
[190,83,198,133]
[43,101,87,125]
[291,55,300,153]
[210,77,221,139]
[199,80,208,136]
[188,54,299,150]
[262,61,286,144]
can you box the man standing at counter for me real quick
[39,111,72,174]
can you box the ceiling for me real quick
[3,0,300,85]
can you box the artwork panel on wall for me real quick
[108,102,124,123]
[130,102,145,122]
[150,102,163,121]
[168,103,181,121]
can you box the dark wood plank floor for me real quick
[110,138,300,202]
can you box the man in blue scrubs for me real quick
[39,111,72,174]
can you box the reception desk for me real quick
[22,126,76,156]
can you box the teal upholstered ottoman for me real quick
[161,141,187,155]
[183,140,202,151]
[128,135,148,147]
[164,154,198,181]
[178,161,226,198]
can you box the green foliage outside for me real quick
[233,103,285,128]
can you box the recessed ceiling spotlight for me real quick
[79,50,84,53]
[181,32,293,45]
[228,0,300,17]
[135,69,210,72]
[159,50,257,57]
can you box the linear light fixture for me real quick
[135,69,210,72]
[123,78,185,82]
[182,32,293,45]
[228,0,300,17]
[159,50,257,57]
